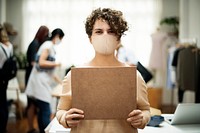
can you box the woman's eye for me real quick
[108,30,115,34]
[95,30,103,34]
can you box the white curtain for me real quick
[22,0,162,67]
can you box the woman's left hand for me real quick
[127,109,144,128]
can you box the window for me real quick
[22,0,161,67]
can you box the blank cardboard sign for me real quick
[71,67,136,120]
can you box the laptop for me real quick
[165,103,200,125]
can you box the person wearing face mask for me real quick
[56,8,150,133]
[25,28,64,133]
[25,25,49,133]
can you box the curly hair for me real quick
[85,8,129,40]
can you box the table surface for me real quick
[46,115,200,133]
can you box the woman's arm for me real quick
[127,71,151,129]
[56,72,84,128]
[39,49,61,68]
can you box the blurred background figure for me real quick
[0,24,14,133]
[116,43,138,66]
[116,44,153,83]
[25,25,49,133]
[25,28,64,133]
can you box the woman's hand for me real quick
[65,108,84,128]
[127,109,144,128]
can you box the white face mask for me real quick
[55,38,61,45]
[91,35,119,55]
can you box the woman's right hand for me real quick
[65,108,84,128]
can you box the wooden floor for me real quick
[7,116,38,133]
[6,104,176,133]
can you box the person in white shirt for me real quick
[25,28,64,133]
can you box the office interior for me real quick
[1,0,200,132]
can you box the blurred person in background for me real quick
[0,24,14,133]
[116,44,153,83]
[25,28,64,133]
[25,25,49,133]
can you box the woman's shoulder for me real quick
[0,42,13,52]
[40,41,52,48]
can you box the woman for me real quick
[25,28,64,133]
[0,24,14,133]
[25,25,49,133]
[56,8,150,133]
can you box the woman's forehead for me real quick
[93,19,110,30]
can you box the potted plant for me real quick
[14,52,27,92]
[14,52,27,70]
[160,16,179,37]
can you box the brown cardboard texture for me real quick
[71,67,137,120]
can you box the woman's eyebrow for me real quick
[93,28,102,31]
[94,28,112,31]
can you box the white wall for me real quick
[162,0,179,18]
[180,0,200,47]
[0,0,6,24]
[6,0,23,52]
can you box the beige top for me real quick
[56,70,150,133]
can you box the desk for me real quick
[138,122,200,133]
[45,116,200,133]
[45,118,70,133]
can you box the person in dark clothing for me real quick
[0,24,14,133]
[25,26,49,133]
